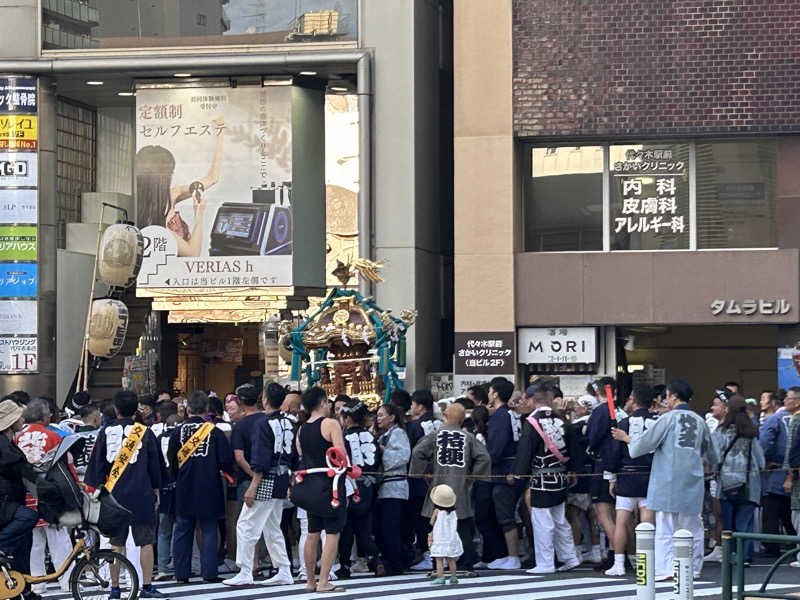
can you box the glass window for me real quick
[524,146,604,252]
[610,142,690,250]
[42,0,358,51]
[695,140,777,249]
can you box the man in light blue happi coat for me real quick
[613,378,718,580]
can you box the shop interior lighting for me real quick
[299,71,318,76]
[262,76,294,86]
[117,92,134,97]
[173,73,192,78]
[86,81,104,86]
[136,78,229,90]
[330,86,348,92]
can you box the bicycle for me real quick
[0,523,139,600]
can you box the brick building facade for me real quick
[455,1,800,403]
[512,0,800,137]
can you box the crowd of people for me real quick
[0,375,799,597]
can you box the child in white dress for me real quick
[427,484,463,585]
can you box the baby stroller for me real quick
[0,435,140,600]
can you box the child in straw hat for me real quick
[427,484,462,585]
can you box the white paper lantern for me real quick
[98,223,144,288]
[88,299,129,359]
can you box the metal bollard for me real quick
[720,531,732,600]
[672,529,694,600]
[635,522,656,600]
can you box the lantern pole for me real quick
[79,203,106,392]
[78,201,130,392]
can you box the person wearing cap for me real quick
[604,384,659,576]
[411,402,490,573]
[0,398,40,600]
[707,388,731,434]
[427,484,462,585]
[612,378,718,581]
[511,385,580,575]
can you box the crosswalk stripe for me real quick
[163,574,544,600]
[40,571,800,600]
[166,573,434,594]
[39,572,435,599]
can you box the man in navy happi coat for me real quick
[85,391,165,598]
[167,391,232,583]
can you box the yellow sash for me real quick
[105,423,147,492]
[177,422,215,468]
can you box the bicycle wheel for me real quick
[69,550,139,600]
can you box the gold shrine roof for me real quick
[301,297,377,349]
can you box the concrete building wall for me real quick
[178,0,226,36]
[364,0,451,387]
[453,0,515,333]
[92,0,226,39]
[0,0,38,58]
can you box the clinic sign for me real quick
[612,146,689,250]
[452,332,515,397]
[0,75,38,374]
[518,327,597,364]
[454,332,515,374]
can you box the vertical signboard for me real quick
[453,332,516,396]
[135,86,293,289]
[0,76,38,373]
[610,143,690,251]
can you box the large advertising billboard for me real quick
[136,86,293,289]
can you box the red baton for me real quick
[605,384,616,422]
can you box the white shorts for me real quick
[567,493,592,511]
[616,496,647,512]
